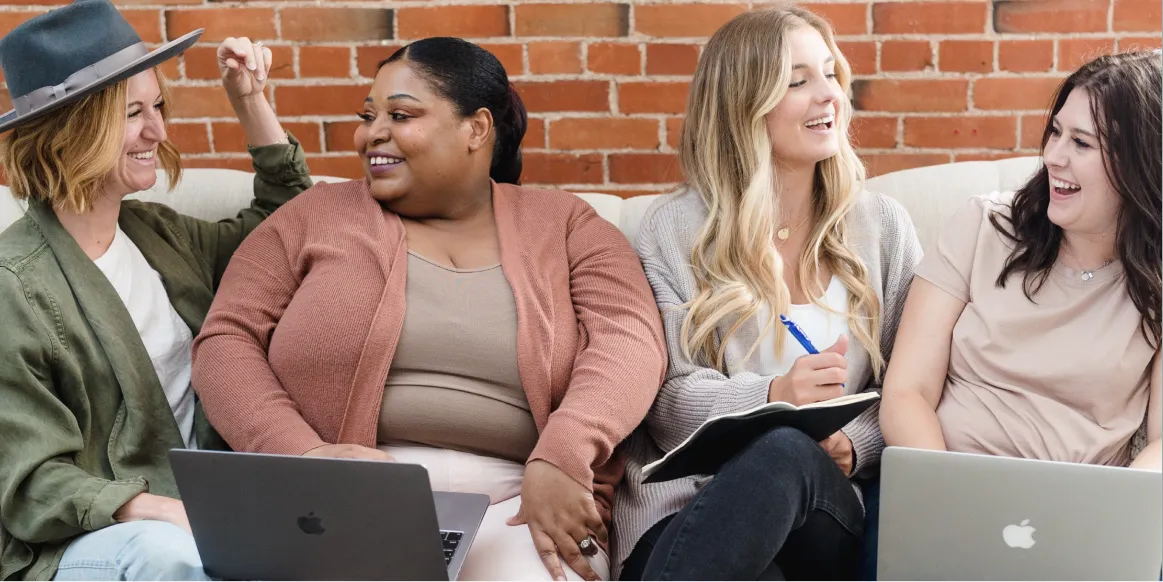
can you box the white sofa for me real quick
[0,157,1041,250]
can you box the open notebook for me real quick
[641,392,880,484]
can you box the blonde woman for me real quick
[0,2,310,579]
[613,7,921,580]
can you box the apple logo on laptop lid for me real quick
[298,512,326,535]
[1002,519,1036,549]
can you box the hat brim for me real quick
[0,28,203,133]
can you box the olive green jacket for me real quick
[0,136,313,580]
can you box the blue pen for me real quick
[779,314,845,387]
[779,314,819,354]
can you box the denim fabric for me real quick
[621,427,865,580]
[54,521,210,581]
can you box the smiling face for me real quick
[764,26,843,170]
[353,60,492,216]
[103,70,166,197]
[1043,87,1121,236]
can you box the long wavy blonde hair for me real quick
[678,6,883,377]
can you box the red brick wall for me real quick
[0,0,1158,195]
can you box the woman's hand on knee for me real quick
[113,494,193,535]
[507,460,606,581]
[819,431,854,476]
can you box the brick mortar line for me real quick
[164,32,1143,47]
[165,71,1071,86]
[392,0,400,39]
[170,111,1051,120]
[197,33,1146,42]
[853,111,1052,117]
[168,110,1056,124]
[172,77,1044,88]
[852,71,1066,78]
[853,33,1134,40]
[0,1,1154,12]
[857,146,1039,152]
[507,2,517,48]
[157,0,1120,7]
[171,70,1083,82]
[179,145,1041,156]
[174,34,1152,47]
[530,147,679,154]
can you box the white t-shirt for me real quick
[756,276,850,376]
[92,226,198,449]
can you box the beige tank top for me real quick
[377,252,540,463]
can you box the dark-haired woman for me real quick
[880,50,1162,471]
[190,37,666,581]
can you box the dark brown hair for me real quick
[989,50,1162,348]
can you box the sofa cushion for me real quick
[864,156,1040,249]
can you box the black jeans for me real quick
[856,475,882,581]
[621,427,865,580]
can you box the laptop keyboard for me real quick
[440,530,464,565]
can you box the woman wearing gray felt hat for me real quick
[0,1,315,580]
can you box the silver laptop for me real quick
[170,449,489,581]
[878,446,1162,581]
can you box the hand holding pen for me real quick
[766,315,849,406]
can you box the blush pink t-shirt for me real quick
[916,192,1153,467]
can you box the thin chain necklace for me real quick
[1060,242,1114,281]
[776,214,809,242]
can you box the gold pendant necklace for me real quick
[776,215,808,242]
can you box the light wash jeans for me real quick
[54,520,211,581]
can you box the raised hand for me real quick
[218,37,272,102]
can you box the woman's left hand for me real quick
[820,431,855,476]
[218,37,272,101]
[507,460,607,581]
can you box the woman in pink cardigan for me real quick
[191,37,666,581]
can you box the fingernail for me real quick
[248,62,257,71]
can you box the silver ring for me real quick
[577,537,593,551]
[254,41,264,48]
